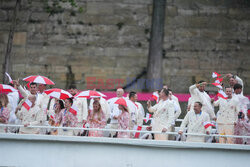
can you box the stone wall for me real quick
[0,0,249,93]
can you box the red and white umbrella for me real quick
[44,88,72,100]
[23,75,55,85]
[115,98,128,107]
[74,90,106,99]
[0,84,17,93]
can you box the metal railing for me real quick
[0,124,250,139]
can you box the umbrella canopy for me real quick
[44,88,72,100]
[115,98,128,107]
[74,90,106,99]
[0,84,17,93]
[23,75,55,85]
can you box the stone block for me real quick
[198,7,227,16]
[0,10,7,21]
[0,0,16,10]
[53,66,68,73]
[163,57,181,69]
[116,56,146,68]
[0,22,11,31]
[86,2,114,15]
[228,8,250,20]
[30,12,49,21]
[12,64,26,72]
[13,32,27,46]
[168,75,193,93]
[175,28,200,38]
[166,6,178,17]
[200,29,221,39]
[180,56,199,69]
[199,51,223,70]
[0,32,8,44]
[178,8,198,16]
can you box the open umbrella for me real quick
[0,84,17,93]
[23,75,55,85]
[74,90,106,99]
[44,88,72,100]
[114,98,128,107]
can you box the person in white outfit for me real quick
[68,85,88,135]
[189,81,216,120]
[13,81,46,134]
[179,102,211,143]
[147,88,175,140]
[7,83,19,133]
[212,87,240,144]
[233,84,249,119]
[226,73,244,94]
[107,88,124,137]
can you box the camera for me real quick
[238,112,243,119]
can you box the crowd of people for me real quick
[0,73,249,145]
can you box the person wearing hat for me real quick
[107,88,125,137]
[116,100,130,138]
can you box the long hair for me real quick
[91,100,103,121]
[0,94,9,107]
[120,104,129,112]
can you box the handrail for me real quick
[0,124,249,139]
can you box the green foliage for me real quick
[116,22,124,30]
[42,0,83,16]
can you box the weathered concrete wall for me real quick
[0,133,250,167]
[0,0,249,93]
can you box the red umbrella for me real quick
[0,84,17,93]
[44,88,72,100]
[115,98,128,107]
[74,90,106,99]
[23,75,55,85]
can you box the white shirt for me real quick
[7,91,19,123]
[107,97,122,124]
[214,97,240,124]
[189,84,215,119]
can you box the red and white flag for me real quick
[22,99,32,111]
[212,72,221,78]
[144,113,152,123]
[211,83,223,89]
[203,121,215,129]
[133,125,142,138]
[217,90,228,99]
[215,78,223,84]
[69,105,78,116]
[152,91,159,103]
[50,115,55,120]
